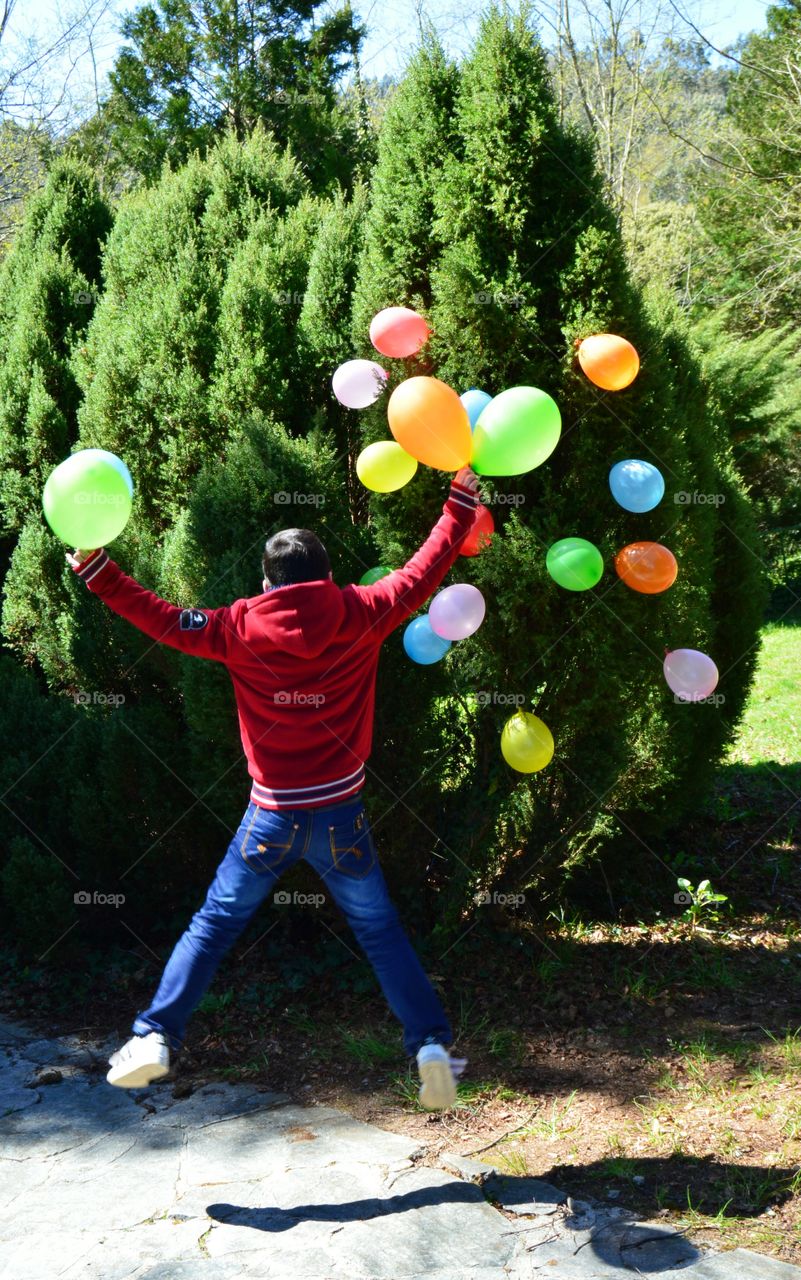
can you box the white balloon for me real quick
[332,359,388,409]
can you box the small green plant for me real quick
[675,878,729,933]
[197,988,234,1014]
[339,1028,400,1065]
[487,1027,528,1065]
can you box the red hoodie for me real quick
[71,478,479,809]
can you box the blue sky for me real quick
[11,0,774,97]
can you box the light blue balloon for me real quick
[403,615,452,665]
[79,448,134,497]
[609,459,664,513]
[460,388,493,431]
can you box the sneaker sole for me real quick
[418,1058,457,1110]
[106,1060,170,1088]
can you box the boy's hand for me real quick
[453,466,479,495]
[65,548,98,569]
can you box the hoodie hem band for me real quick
[249,764,366,809]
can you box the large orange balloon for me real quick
[387,376,473,471]
[615,541,677,594]
[578,334,640,391]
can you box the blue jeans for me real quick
[132,790,452,1058]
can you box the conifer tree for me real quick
[350,8,766,919]
[0,159,112,538]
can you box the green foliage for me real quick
[350,9,766,923]
[0,158,112,538]
[694,0,801,327]
[84,0,367,195]
[690,308,801,586]
[0,836,77,960]
[0,122,372,956]
[0,8,770,959]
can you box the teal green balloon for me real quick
[359,565,393,585]
[471,386,561,476]
[43,450,132,546]
[546,537,604,591]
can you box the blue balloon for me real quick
[80,448,134,497]
[403,615,452,665]
[609,459,664,513]
[460,388,493,431]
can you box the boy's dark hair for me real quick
[262,528,331,587]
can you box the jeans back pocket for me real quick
[241,806,300,873]
[328,808,376,879]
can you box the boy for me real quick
[66,466,480,1108]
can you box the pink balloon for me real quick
[429,583,486,640]
[332,359,388,409]
[663,648,719,701]
[369,307,430,358]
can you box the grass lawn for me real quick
[3,620,800,1262]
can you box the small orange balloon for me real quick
[578,333,640,391]
[387,376,473,471]
[615,541,677,594]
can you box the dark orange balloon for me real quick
[615,541,677,593]
[578,333,640,391]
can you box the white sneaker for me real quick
[416,1042,468,1110]
[107,1032,170,1088]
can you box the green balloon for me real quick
[546,537,604,591]
[43,451,132,546]
[471,386,561,476]
[359,565,393,585]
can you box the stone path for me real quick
[1,1016,799,1279]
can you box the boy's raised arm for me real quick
[67,548,233,663]
[354,467,481,639]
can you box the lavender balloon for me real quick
[332,359,388,409]
[664,648,719,701]
[429,583,486,640]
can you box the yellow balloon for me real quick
[356,440,418,492]
[500,711,554,773]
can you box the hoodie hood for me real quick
[251,579,346,659]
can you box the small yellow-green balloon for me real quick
[501,711,554,773]
[43,449,132,546]
[356,440,418,492]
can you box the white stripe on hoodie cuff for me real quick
[448,481,479,511]
[75,549,110,583]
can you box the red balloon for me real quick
[370,307,430,358]
[460,503,495,557]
